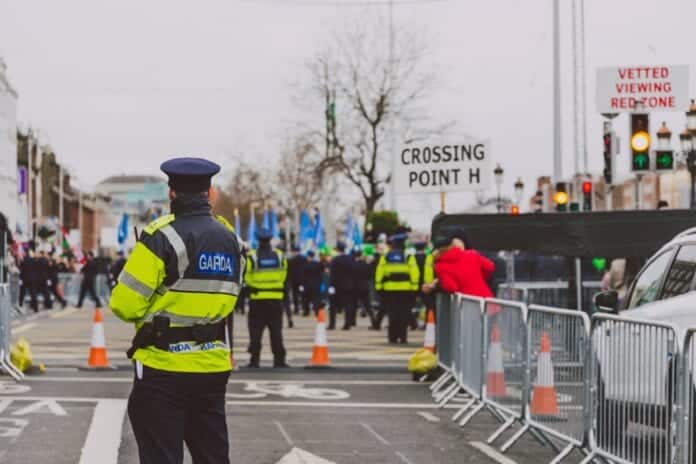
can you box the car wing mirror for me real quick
[594,290,619,314]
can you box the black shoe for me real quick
[327,325,336,330]
[245,362,260,368]
[360,311,367,318]
[288,321,294,329]
[273,362,291,368]
[341,326,351,331]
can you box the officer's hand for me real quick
[328,286,336,295]
[298,285,304,293]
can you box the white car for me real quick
[593,227,696,456]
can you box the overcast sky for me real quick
[2,0,695,230]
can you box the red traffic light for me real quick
[511,205,520,215]
[582,181,592,194]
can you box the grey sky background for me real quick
[1,0,695,230]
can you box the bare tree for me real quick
[274,136,323,213]
[303,14,441,215]
[214,158,271,227]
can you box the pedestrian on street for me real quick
[287,245,306,315]
[109,250,127,290]
[413,241,435,328]
[77,251,103,308]
[352,247,374,327]
[330,241,356,330]
[21,249,40,312]
[244,227,289,368]
[110,157,243,464]
[301,250,322,316]
[426,229,494,299]
[37,250,53,310]
[47,256,67,308]
[375,230,420,344]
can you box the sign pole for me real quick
[439,192,446,213]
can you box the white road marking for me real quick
[79,399,128,464]
[27,377,419,386]
[395,451,415,464]
[470,442,517,464]
[276,447,336,464]
[360,422,390,446]
[0,400,12,415]
[12,323,37,334]
[0,418,28,438]
[274,420,294,446]
[417,411,440,423]
[227,401,459,409]
[0,381,31,394]
[12,399,67,416]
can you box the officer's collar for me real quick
[170,193,212,216]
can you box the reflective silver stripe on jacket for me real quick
[119,271,155,299]
[159,225,189,277]
[140,310,224,326]
[168,279,240,295]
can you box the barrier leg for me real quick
[578,452,597,464]
[451,398,476,422]
[432,377,455,399]
[4,352,23,380]
[430,371,452,392]
[486,416,515,444]
[0,350,21,382]
[459,402,485,427]
[500,423,530,452]
[549,443,574,464]
[486,404,507,423]
[437,383,461,408]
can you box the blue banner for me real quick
[270,209,280,240]
[247,213,258,249]
[117,213,129,247]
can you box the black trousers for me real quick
[381,291,415,343]
[290,284,303,314]
[247,300,286,364]
[302,289,320,316]
[49,282,66,307]
[128,365,230,464]
[29,282,51,312]
[78,280,102,308]
[333,290,356,329]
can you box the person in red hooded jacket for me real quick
[423,229,495,298]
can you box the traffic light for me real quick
[603,131,613,184]
[655,150,674,170]
[569,202,580,212]
[582,181,592,211]
[553,182,568,212]
[631,113,651,172]
[510,205,520,215]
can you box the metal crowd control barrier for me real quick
[483,299,529,444]
[0,285,23,381]
[583,315,680,464]
[505,305,591,462]
[497,281,602,314]
[430,293,455,395]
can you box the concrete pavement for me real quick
[0,306,586,463]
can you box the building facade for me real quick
[0,58,18,236]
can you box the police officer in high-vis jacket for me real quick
[374,231,420,344]
[244,228,289,368]
[110,157,243,464]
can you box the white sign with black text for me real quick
[394,141,492,194]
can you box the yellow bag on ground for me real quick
[10,337,33,373]
[408,348,437,374]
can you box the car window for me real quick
[660,245,696,300]
[627,250,674,309]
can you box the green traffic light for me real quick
[656,151,674,170]
[632,153,649,170]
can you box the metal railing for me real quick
[497,281,602,314]
[0,284,23,381]
[428,293,696,464]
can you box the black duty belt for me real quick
[127,315,226,359]
[384,273,410,282]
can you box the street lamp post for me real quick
[685,100,696,208]
[494,164,504,213]
[514,178,525,208]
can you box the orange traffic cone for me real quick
[423,309,436,353]
[486,323,507,397]
[306,306,331,369]
[87,308,111,369]
[530,332,559,416]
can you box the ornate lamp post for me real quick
[494,164,504,213]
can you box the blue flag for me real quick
[352,219,363,247]
[247,213,258,249]
[262,208,270,230]
[117,213,129,248]
[299,210,313,250]
[270,209,280,240]
[313,211,325,248]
